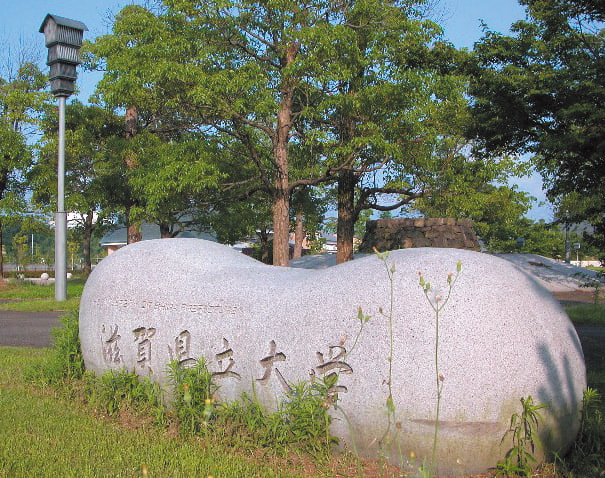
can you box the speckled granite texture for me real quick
[80,239,586,475]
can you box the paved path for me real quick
[0,311,63,347]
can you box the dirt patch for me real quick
[553,289,603,304]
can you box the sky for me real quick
[2,0,553,221]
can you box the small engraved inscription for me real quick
[314,345,353,397]
[212,338,241,381]
[257,340,291,392]
[133,327,156,373]
[92,298,240,317]
[101,324,122,364]
[168,330,196,367]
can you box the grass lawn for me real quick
[0,280,84,312]
[0,348,315,478]
[565,303,605,326]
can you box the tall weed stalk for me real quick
[418,260,461,476]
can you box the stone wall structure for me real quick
[359,218,480,252]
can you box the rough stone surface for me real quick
[359,218,480,253]
[80,239,585,475]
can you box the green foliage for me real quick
[565,304,605,326]
[1,57,49,275]
[1,348,306,478]
[87,368,166,420]
[560,388,605,476]
[469,0,605,258]
[167,358,218,435]
[31,101,127,276]
[217,382,335,457]
[280,381,337,454]
[496,396,547,477]
[166,356,334,456]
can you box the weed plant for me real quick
[167,358,218,435]
[495,396,546,477]
[86,368,167,420]
[418,260,461,476]
[165,358,334,455]
[558,388,605,477]
[371,250,401,469]
[24,308,84,385]
[279,381,337,454]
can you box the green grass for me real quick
[0,348,309,478]
[565,304,605,326]
[0,279,84,312]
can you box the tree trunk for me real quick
[159,222,172,238]
[127,223,142,243]
[0,170,7,279]
[125,105,141,244]
[272,186,290,266]
[271,39,300,267]
[293,208,304,259]
[258,229,270,264]
[125,105,138,141]
[82,212,94,278]
[336,168,358,264]
[272,86,294,267]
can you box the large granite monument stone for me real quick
[79,239,586,475]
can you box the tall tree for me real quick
[84,6,225,244]
[0,58,47,277]
[469,0,605,255]
[31,101,125,277]
[289,0,470,263]
[86,1,470,265]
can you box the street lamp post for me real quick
[39,14,87,301]
[574,242,581,266]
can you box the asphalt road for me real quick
[0,310,63,347]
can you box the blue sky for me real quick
[3,0,551,220]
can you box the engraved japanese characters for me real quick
[79,239,586,475]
